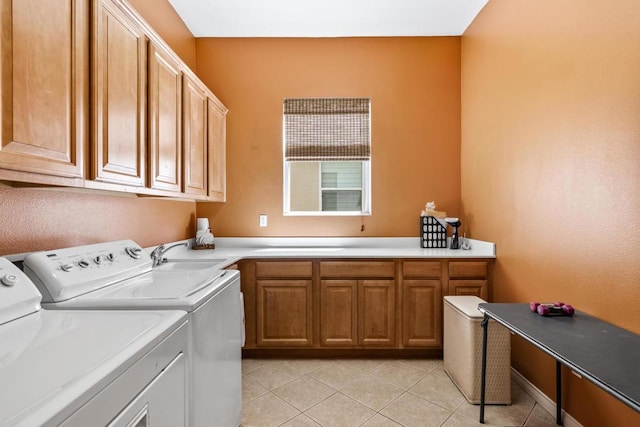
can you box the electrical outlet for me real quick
[259,214,267,227]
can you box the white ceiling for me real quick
[167,0,490,38]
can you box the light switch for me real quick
[259,214,267,227]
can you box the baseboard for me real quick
[511,368,583,427]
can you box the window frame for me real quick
[283,160,371,216]
[282,97,372,217]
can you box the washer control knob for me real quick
[125,247,142,259]
[1,274,18,287]
[106,253,115,262]
[61,263,74,272]
[78,260,90,268]
[93,256,102,265]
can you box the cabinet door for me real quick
[449,280,488,300]
[358,280,395,347]
[402,279,442,347]
[256,279,313,347]
[0,0,87,184]
[148,42,181,192]
[207,98,227,201]
[320,280,357,347]
[182,76,207,197]
[92,0,146,186]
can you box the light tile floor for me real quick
[241,358,557,427]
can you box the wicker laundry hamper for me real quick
[443,296,511,404]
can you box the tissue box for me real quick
[420,216,447,248]
[193,244,215,250]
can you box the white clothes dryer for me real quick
[23,240,243,427]
[0,257,188,427]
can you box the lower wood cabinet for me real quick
[242,258,492,352]
[319,279,395,348]
[448,261,489,300]
[402,280,442,347]
[449,280,488,300]
[256,279,313,347]
[401,260,443,348]
[320,280,357,346]
[358,280,395,347]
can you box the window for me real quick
[283,98,371,215]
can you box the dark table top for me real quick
[479,303,640,412]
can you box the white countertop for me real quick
[159,237,496,269]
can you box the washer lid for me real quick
[0,309,186,426]
[106,269,230,299]
[51,270,237,311]
[0,258,41,326]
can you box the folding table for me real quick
[478,303,640,425]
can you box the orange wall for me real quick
[195,37,461,237]
[462,1,640,425]
[128,0,196,69]
[0,187,195,255]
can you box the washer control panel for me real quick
[0,257,41,326]
[23,240,152,303]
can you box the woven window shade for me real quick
[284,98,371,161]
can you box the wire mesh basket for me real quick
[420,216,447,248]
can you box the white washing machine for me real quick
[23,240,243,427]
[0,257,188,427]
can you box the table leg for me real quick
[480,314,489,424]
[556,361,562,425]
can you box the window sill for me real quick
[284,210,371,217]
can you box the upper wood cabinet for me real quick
[148,42,182,192]
[92,0,147,187]
[1,0,228,200]
[0,0,88,186]
[182,76,208,197]
[207,98,227,201]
